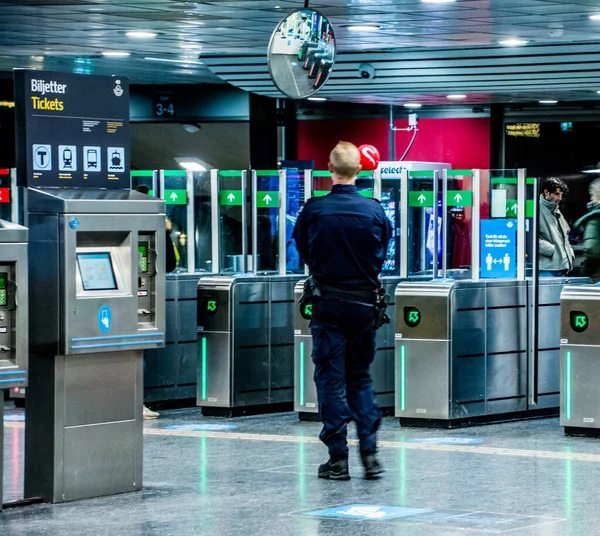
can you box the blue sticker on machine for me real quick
[303,505,433,521]
[164,424,238,432]
[98,305,112,333]
[407,437,483,445]
[480,219,517,279]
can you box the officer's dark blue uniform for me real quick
[293,181,392,479]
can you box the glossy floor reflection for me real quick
[3,406,600,535]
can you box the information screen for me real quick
[77,252,118,291]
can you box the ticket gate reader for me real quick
[0,220,28,509]
[197,275,299,414]
[560,285,600,436]
[294,276,405,418]
[24,188,166,503]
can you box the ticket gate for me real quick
[395,277,588,427]
[197,274,301,414]
[294,277,400,418]
[560,285,600,436]
[24,188,166,503]
[0,220,28,509]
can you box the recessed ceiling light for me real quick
[145,56,203,65]
[184,20,205,25]
[539,100,558,104]
[274,5,281,8]
[126,31,157,38]
[404,103,422,108]
[447,94,467,100]
[590,14,600,20]
[499,38,529,46]
[308,97,327,101]
[346,25,381,31]
[102,51,131,57]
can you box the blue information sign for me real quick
[303,505,432,521]
[480,219,517,278]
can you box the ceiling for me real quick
[2,0,600,104]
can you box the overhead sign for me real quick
[256,191,279,208]
[220,190,243,206]
[447,190,472,207]
[480,219,517,279]
[409,191,434,207]
[14,70,130,188]
[165,189,187,205]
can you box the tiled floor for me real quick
[2,406,600,535]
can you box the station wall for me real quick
[296,116,491,170]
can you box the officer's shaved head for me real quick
[329,141,361,179]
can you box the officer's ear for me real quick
[327,162,334,173]
[357,164,362,173]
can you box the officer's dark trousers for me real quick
[311,297,381,458]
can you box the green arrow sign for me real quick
[404,306,421,327]
[526,200,534,218]
[256,191,279,208]
[207,300,217,312]
[506,200,519,218]
[447,190,473,207]
[570,311,589,333]
[313,190,330,197]
[409,191,434,207]
[220,190,243,205]
[359,190,374,198]
[165,189,187,205]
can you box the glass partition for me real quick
[217,170,247,273]
[161,170,189,272]
[443,170,473,278]
[253,170,281,273]
[285,168,306,274]
[131,169,156,194]
[193,171,213,273]
[407,170,441,276]
[381,176,401,276]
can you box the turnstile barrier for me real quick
[560,285,600,435]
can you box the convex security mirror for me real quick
[268,9,336,99]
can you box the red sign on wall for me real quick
[0,169,8,176]
[0,188,11,203]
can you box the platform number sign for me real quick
[404,306,421,328]
[570,311,589,333]
[154,95,176,117]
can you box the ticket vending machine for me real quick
[0,220,28,509]
[24,188,166,503]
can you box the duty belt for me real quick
[318,283,378,306]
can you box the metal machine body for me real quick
[395,277,588,427]
[0,220,28,509]
[560,285,600,436]
[197,274,300,413]
[25,188,166,503]
[294,276,414,417]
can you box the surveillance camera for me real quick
[548,23,564,37]
[358,63,376,80]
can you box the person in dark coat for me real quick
[574,178,600,283]
[292,141,392,481]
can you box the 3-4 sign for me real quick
[0,188,10,204]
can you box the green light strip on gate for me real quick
[299,341,305,407]
[566,351,572,420]
[202,337,207,401]
[400,345,406,412]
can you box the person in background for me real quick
[574,178,600,283]
[135,184,176,419]
[292,141,392,481]
[538,177,574,277]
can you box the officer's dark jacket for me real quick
[292,184,392,291]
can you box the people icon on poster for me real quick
[503,252,511,271]
[486,253,493,271]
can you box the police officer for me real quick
[292,141,392,480]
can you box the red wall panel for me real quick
[297,117,491,170]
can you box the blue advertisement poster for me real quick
[480,219,517,278]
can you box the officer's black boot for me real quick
[318,454,350,480]
[361,452,384,480]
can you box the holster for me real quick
[299,275,321,319]
[373,287,391,330]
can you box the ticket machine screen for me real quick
[77,252,118,291]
